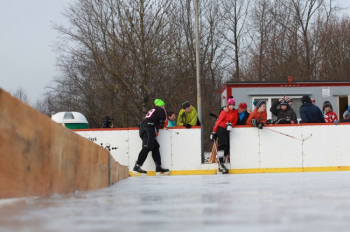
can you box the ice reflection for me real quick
[2,172,350,231]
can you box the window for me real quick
[252,96,302,120]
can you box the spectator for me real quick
[177,101,198,128]
[284,96,293,108]
[299,95,325,123]
[102,116,114,128]
[246,100,267,129]
[210,98,238,174]
[323,101,338,123]
[270,99,297,124]
[334,109,350,125]
[167,111,176,127]
[311,98,316,105]
[343,105,350,119]
[236,102,250,125]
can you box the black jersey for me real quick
[141,106,166,127]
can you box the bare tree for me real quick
[12,86,30,104]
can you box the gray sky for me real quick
[0,0,72,104]
[0,0,349,105]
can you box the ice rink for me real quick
[1,171,350,232]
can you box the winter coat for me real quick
[270,100,297,123]
[246,108,267,125]
[236,111,250,125]
[300,103,325,123]
[177,105,198,126]
[324,111,338,123]
[213,108,238,133]
[167,120,176,127]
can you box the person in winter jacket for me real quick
[134,99,169,175]
[334,107,350,125]
[166,111,176,127]
[177,101,198,128]
[236,102,250,125]
[323,101,338,123]
[270,99,297,124]
[284,96,293,108]
[246,100,267,129]
[299,95,325,123]
[343,105,350,120]
[210,98,238,174]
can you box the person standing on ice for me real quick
[210,97,238,174]
[246,100,267,129]
[299,95,325,123]
[270,99,297,124]
[322,101,338,123]
[133,99,169,175]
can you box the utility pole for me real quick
[194,0,204,163]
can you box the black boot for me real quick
[156,164,169,173]
[220,163,229,174]
[133,163,147,175]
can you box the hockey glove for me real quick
[184,123,192,129]
[251,119,257,127]
[210,132,217,141]
[258,122,264,129]
[266,119,276,125]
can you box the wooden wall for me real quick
[0,89,128,199]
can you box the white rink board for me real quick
[76,124,350,172]
[75,128,201,171]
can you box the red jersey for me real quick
[213,108,238,133]
[246,108,267,125]
[324,111,338,123]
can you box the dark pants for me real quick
[217,126,230,163]
[136,127,161,166]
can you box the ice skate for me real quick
[156,165,169,175]
[220,163,229,174]
[133,164,147,176]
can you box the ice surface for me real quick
[1,172,350,232]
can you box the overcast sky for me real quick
[0,0,349,105]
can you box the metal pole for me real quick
[194,0,204,163]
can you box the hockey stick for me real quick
[164,127,179,134]
[265,127,312,141]
[209,112,218,119]
[213,140,221,173]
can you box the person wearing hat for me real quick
[236,102,250,125]
[177,100,198,128]
[284,96,293,108]
[323,101,338,123]
[334,106,350,125]
[210,97,238,174]
[270,99,297,124]
[246,100,267,128]
[133,99,169,175]
[299,95,325,123]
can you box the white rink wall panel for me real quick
[258,126,303,168]
[75,124,350,173]
[301,125,350,167]
[230,127,260,169]
[75,128,201,171]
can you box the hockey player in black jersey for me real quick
[133,99,170,175]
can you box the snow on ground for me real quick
[1,172,350,232]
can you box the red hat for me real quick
[238,102,247,109]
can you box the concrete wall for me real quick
[0,89,127,199]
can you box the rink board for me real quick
[75,123,350,175]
